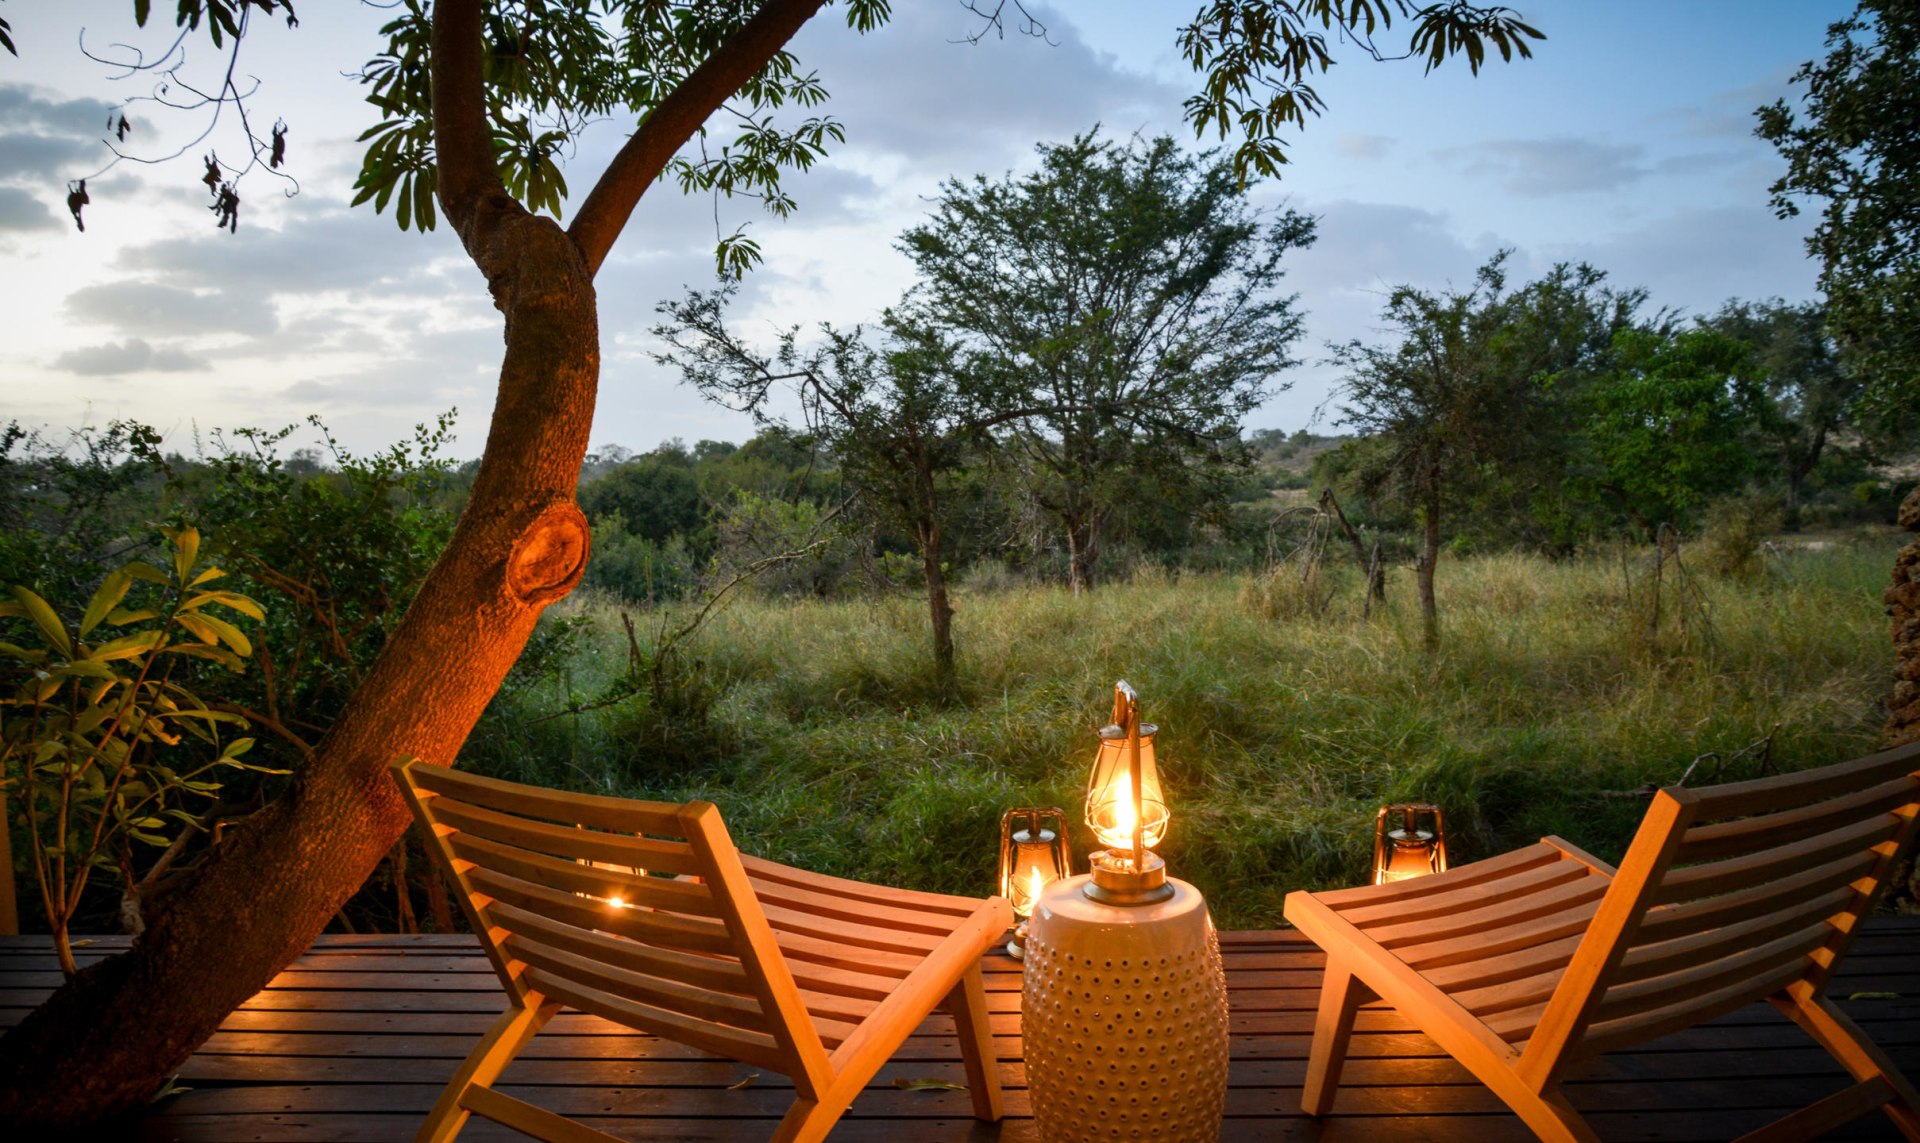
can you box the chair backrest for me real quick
[1522,741,1920,1078]
[393,761,833,1098]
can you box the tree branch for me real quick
[430,0,507,240]
[569,0,832,277]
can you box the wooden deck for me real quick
[2,919,1916,1141]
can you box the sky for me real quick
[0,1,1854,460]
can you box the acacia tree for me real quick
[1332,253,1633,646]
[902,131,1317,592]
[0,1,1541,1129]
[657,286,1054,679]
[1705,299,1859,515]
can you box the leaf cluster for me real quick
[1,528,281,970]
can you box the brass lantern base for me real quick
[1084,849,1175,905]
[1006,919,1030,960]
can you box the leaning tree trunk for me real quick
[0,0,831,1130]
[1886,487,1920,748]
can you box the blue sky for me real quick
[0,1,1853,458]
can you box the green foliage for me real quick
[1175,0,1543,183]
[1759,1,1920,427]
[167,414,460,760]
[1585,327,1759,534]
[0,422,169,604]
[0,529,282,974]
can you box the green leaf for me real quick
[79,571,133,639]
[105,607,162,626]
[124,562,170,585]
[90,630,165,662]
[187,567,227,587]
[11,587,72,658]
[55,660,118,681]
[176,612,251,657]
[184,591,265,622]
[171,527,202,583]
[165,643,243,671]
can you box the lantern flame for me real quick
[1028,864,1046,903]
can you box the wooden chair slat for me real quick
[796,986,882,1026]
[1682,745,1919,822]
[450,832,723,918]
[1650,813,1904,907]
[520,965,789,1072]
[487,900,751,996]
[465,866,736,956]
[784,956,917,1001]
[1577,956,1813,1058]
[1366,867,1610,950]
[1422,932,1588,992]
[746,876,972,938]
[1335,854,1592,929]
[1635,848,1880,943]
[1592,920,1832,1026]
[505,932,773,1034]
[1312,842,1561,907]
[409,765,692,837]
[427,795,705,877]
[757,901,950,955]
[1283,743,1920,1140]
[739,854,984,917]
[1677,776,1920,864]
[1396,897,1603,970]
[773,928,922,978]
[1449,965,1566,1018]
[1614,885,1856,986]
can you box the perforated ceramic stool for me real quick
[1021,874,1229,1143]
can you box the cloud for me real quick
[65,279,279,337]
[1436,137,1648,197]
[52,337,208,375]
[0,85,117,182]
[0,186,60,232]
[1334,134,1395,161]
[1541,202,1819,315]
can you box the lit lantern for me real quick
[1372,803,1449,884]
[1023,681,1229,1142]
[997,807,1072,959]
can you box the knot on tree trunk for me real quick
[507,500,590,606]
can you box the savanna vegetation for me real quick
[2,0,1919,1132]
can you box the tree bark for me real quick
[1885,487,1920,748]
[1065,510,1099,595]
[913,456,956,682]
[1417,486,1440,651]
[0,0,833,1130]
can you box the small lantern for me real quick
[1081,681,1173,905]
[1372,803,1449,884]
[997,807,1072,959]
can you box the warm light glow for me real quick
[1371,804,1449,886]
[997,807,1072,930]
[607,896,628,910]
[1028,865,1046,903]
[1086,739,1168,851]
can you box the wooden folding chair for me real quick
[1285,741,1920,1142]
[392,760,1012,1143]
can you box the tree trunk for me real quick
[922,528,955,683]
[1319,488,1383,602]
[1886,487,1920,747]
[1065,511,1099,595]
[1417,488,1440,651]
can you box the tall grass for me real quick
[461,531,1904,928]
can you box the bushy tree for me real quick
[902,130,1316,592]
[1705,299,1859,516]
[1758,0,1920,427]
[1584,328,1759,537]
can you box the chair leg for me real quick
[1302,955,1374,1115]
[416,999,558,1143]
[1772,991,1920,1141]
[1496,1084,1604,1143]
[945,962,1004,1122]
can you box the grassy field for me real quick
[462,530,1905,929]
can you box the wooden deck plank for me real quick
[4,918,1916,1141]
